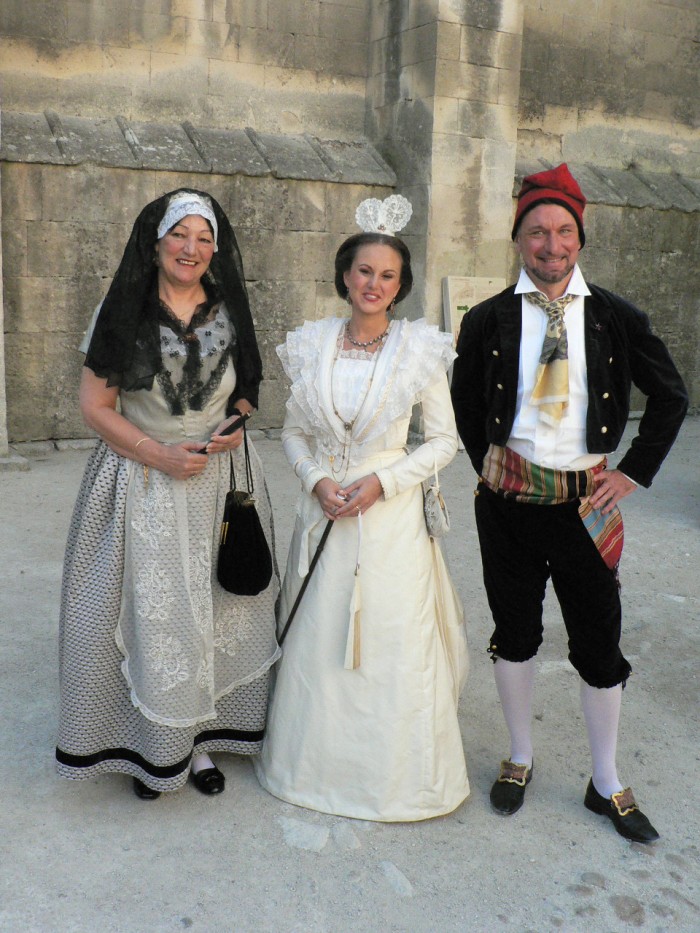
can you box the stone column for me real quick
[0,135,10,458]
[0,120,27,469]
[366,0,524,320]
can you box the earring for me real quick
[345,288,352,305]
[388,299,396,317]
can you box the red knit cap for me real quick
[511,163,586,246]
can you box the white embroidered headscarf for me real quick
[157,192,219,251]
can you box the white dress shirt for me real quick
[507,265,603,471]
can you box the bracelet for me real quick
[134,436,153,457]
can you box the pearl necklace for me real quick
[344,321,390,348]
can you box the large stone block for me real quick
[123,119,207,171]
[629,1,697,39]
[185,19,238,58]
[314,139,395,186]
[47,115,137,168]
[247,278,317,330]
[238,26,295,68]
[4,332,81,441]
[235,226,298,280]
[45,332,88,439]
[293,35,368,78]
[1,216,28,279]
[296,231,341,280]
[430,133,477,188]
[60,1,130,45]
[584,204,625,246]
[581,244,619,290]
[609,23,646,60]
[272,0,320,36]
[256,377,287,428]
[640,173,700,214]
[40,164,154,223]
[232,176,326,232]
[170,0,214,20]
[3,273,105,335]
[246,130,335,181]
[429,183,475,243]
[460,25,498,68]
[314,281,341,320]
[319,4,369,44]
[185,126,269,176]
[207,58,266,94]
[440,0,502,31]
[399,22,438,68]
[435,59,499,104]
[0,112,61,165]
[128,11,188,52]
[2,163,44,227]
[497,66,522,108]
[26,220,129,279]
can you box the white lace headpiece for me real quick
[157,192,219,251]
[355,195,413,237]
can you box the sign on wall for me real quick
[441,276,506,346]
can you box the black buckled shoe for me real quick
[133,777,161,800]
[584,779,660,843]
[189,765,225,796]
[490,759,533,815]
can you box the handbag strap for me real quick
[228,420,255,494]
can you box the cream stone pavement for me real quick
[1,419,698,933]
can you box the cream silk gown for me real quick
[255,317,469,821]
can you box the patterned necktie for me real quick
[526,291,576,426]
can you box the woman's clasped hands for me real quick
[155,413,247,481]
[314,474,383,521]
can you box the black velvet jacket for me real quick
[450,283,688,488]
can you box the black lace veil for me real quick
[83,187,262,408]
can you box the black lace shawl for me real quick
[83,187,262,410]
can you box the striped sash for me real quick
[480,445,624,571]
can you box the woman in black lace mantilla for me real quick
[56,189,280,800]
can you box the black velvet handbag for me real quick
[216,424,273,596]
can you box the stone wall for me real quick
[518,0,699,176]
[2,160,391,441]
[1,0,698,451]
[0,0,371,138]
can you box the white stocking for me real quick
[493,657,536,767]
[192,752,215,774]
[580,680,623,798]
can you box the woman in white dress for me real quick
[56,189,280,800]
[256,197,469,821]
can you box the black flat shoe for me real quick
[584,779,660,843]
[189,765,225,795]
[490,759,533,815]
[133,777,161,800]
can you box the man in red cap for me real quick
[451,163,688,842]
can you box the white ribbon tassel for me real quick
[343,511,363,670]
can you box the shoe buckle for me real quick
[611,787,638,818]
[498,760,529,787]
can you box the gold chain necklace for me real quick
[328,326,389,480]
